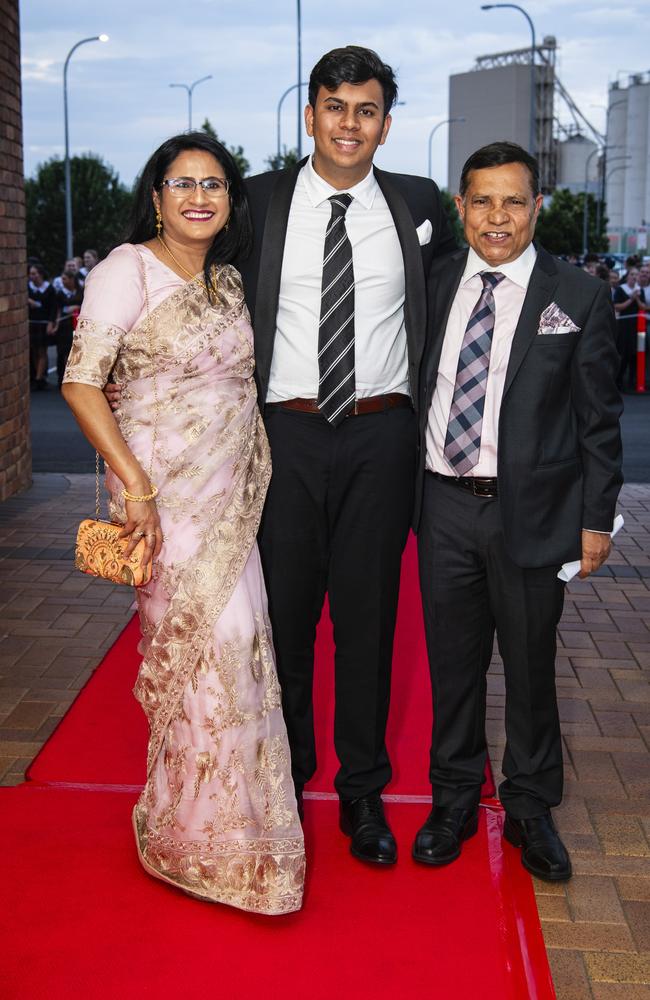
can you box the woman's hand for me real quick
[104,381,122,412]
[119,498,164,567]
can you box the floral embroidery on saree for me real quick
[65,255,304,915]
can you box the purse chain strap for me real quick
[95,248,159,518]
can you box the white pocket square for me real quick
[538,302,580,335]
[416,219,432,246]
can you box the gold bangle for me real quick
[122,484,159,503]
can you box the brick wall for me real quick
[0,0,31,501]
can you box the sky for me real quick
[19,0,650,190]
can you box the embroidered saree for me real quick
[63,244,304,915]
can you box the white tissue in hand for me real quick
[557,514,625,582]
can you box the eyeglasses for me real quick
[161,176,230,198]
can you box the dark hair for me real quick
[125,132,252,295]
[62,268,82,286]
[308,46,398,118]
[28,262,47,280]
[595,264,610,282]
[459,141,540,198]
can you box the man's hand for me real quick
[579,529,611,579]
[104,381,122,412]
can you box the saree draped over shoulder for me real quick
[63,244,304,915]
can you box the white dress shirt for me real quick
[267,156,408,402]
[426,242,537,478]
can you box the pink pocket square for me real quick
[538,302,580,335]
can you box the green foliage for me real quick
[440,188,465,248]
[265,147,300,172]
[201,118,250,177]
[535,188,609,255]
[25,154,132,276]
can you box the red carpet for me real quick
[4,534,557,999]
[1,787,554,1000]
[27,534,494,798]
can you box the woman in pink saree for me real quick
[62,134,304,915]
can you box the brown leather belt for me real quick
[430,471,498,498]
[265,393,412,416]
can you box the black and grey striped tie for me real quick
[317,193,355,425]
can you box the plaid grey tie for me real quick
[317,193,355,425]
[444,270,505,476]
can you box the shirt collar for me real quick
[462,242,537,289]
[300,154,378,210]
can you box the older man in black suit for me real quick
[413,142,623,881]
[239,46,456,865]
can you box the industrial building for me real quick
[605,72,650,252]
[447,39,601,201]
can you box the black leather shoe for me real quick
[412,806,479,866]
[339,793,397,865]
[503,812,572,882]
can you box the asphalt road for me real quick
[30,358,650,482]
[618,391,650,483]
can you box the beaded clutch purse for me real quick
[75,516,152,586]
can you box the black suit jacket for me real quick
[239,158,457,407]
[414,246,624,567]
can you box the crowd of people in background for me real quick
[27,249,99,390]
[28,242,649,395]
[551,251,650,393]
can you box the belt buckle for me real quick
[471,478,496,498]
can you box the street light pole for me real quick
[481,4,536,155]
[599,100,627,234]
[606,165,629,183]
[582,145,625,255]
[582,146,601,256]
[296,0,303,158]
[63,34,109,259]
[428,117,466,181]
[277,82,308,159]
[169,75,213,131]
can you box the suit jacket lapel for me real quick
[253,159,306,401]
[503,247,559,397]
[374,168,426,376]
[425,250,466,392]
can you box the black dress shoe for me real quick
[503,812,572,882]
[412,805,479,866]
[339,793,397,865]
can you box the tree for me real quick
[535,188,608,255]
[201,118,250,177]
[440,189,465,247]
[265,147,300,171]
[25,154,132,276]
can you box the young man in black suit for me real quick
[413,142,623,880]
[239,46,456,864]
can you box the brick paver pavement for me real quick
[1,473,649,998]
[0,475,133,784]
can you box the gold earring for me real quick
[155,207,162,237]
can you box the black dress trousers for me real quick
[417,473,566,819]
[259,405,416,800]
